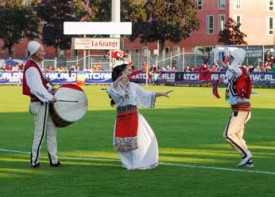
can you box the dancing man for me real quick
[217,48,253,167]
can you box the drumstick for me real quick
[57,99,78,103]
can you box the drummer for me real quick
[22,41,63,168]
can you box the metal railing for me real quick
[33,45,275,71]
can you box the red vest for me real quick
[22,60,48,99]
[234,66,252,99]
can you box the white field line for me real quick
[1,148,275,175]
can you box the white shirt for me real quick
[224,65,249,105]
[107,82,155,108]
[25,60,53,102]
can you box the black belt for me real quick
[116,105,137,113]
[30,97,42,103]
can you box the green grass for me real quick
[0,85,275,197]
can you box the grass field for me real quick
[0,85,275,197]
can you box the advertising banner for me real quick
[1,71,275,87]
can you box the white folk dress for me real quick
[107,82,158,170]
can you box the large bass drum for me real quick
[50,84,88,127]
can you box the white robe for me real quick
[107,82,158,170]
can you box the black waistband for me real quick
[30,96,42,103]
[116,105,137,113]
[30,97,39,102]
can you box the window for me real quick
[218,0,226,10]
[268,0,274,11]
[206,15,214,34]
[218,15,225,31]
[142,47,149,56]
[235,15,241,25]
[173,46,180,55]
[134,48,139,54]
[235,0,241,9]
[267,17,274,34]
[197,0,203,10]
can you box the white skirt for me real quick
[114,112,159,170]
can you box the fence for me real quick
[41,52,207,72]
[4,45,274,71]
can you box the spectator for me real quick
[247,65,254,73]
[7,64,12,71]
[69,64,75,76]
[264,50,273,66]
[172,65,177,71]
[263,62,272,72]
[1,62,6,71]
[253,65,262,72]
[199,64,211,80]
[191,65,199,72]
[210,64,219,72]
[184,66,191,72]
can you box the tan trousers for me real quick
[29,102,58,166]
[223,110,251,157]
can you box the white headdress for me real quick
[28,41,41,56]
[230,48,246,65]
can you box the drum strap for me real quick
[114,105,138,152]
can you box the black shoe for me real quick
[31,163,41,168]
[50,161,64,167]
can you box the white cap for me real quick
[28,41,41,56]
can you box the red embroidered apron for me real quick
[114,105,138,152]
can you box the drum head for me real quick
[53,84,88,123]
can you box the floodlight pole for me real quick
[83,34,86,71]
[110,0,120,69]
[112,0,121,39]
[63,0,131,71]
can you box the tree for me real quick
[218,17,247,45]
[36,0,92,54]
[89,0,200,53]
[88,0,145,21]
[0,5,39,57]
[88,0,112,21]
[128,0,200,53]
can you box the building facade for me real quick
[124,0,275,57]
[0,0,275,58]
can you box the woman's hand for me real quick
[113,73,129,88]
[156,90,173,98]
[216,60,227,68]
[163,90,173,98]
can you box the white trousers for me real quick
[29,102,58,166]
[223,110,251,158]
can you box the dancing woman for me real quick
[107,64,173,170]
